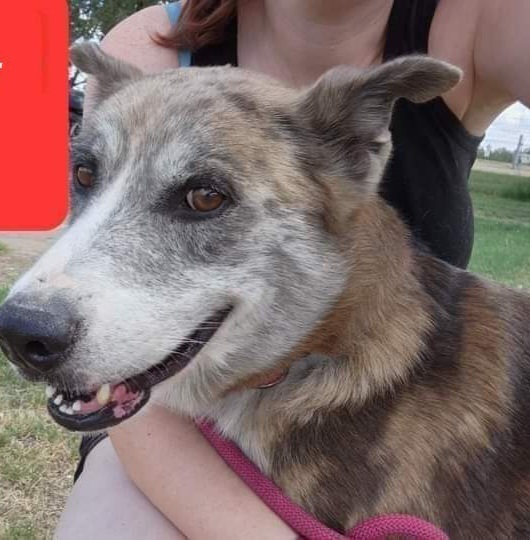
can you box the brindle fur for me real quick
[3,43,530,538]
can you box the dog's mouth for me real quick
[46,309,231,432]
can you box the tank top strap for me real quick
[383,0,439,60]
[165,1,192,67]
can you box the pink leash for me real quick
[197,420,449,540]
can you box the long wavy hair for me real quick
[155,0,237,51]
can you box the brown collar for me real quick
[255,368,289,389]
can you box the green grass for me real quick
[1,519,40,540]
[0,287,78,539]
[468,170,530,288]
[0,168,528,538]
[470,170,530,202]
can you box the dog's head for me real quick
[0,44,460,430]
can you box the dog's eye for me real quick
[186,188,225,212]
[75,166,95,188]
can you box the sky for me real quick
[482,101,530,150]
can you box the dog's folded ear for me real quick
[70,42,144,108]
[295,55,461,192]
[299,55,462,144]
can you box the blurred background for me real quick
[69,1,161,136]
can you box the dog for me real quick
[0,43,529,538]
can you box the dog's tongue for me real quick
[79,383,142,418]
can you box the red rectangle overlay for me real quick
[0,1,69,230]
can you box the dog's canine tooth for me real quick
[96,384,111,406]
[72,401,81,412]
[53,394,63,406]
[45,385,56,399]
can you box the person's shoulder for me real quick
[100,4,180,73]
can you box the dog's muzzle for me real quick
[0,295,232,431]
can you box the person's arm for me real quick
[470,0,530,129]
[82,8,296,538]
[109,406,297,540]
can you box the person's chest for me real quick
[236,0,484,136]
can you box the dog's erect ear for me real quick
[301,55,461,142]
[297,55,461,190]
[70,42,144,107]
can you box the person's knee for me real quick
[56,438,184,539]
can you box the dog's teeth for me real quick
[53,394,64,406]
[72,401,81,412]
[65,407,74,415]
[59,404,68,413]
[96,384,111,406]
[45,385,56,399]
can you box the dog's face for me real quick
[0,44,460,431]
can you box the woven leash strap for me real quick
[197,420,449,540]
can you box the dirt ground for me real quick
[0,231,60,284]
[473,159,530,177]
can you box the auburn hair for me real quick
[154,0,237,52]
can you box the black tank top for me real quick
[189,0,483,269]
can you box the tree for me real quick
[488,147,514,163]
[68,1,162,89]
[69,0,162,42]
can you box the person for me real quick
[56,1,530,538]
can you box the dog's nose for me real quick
[0,298,78,373]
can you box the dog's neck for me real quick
[232,198,436,409]
[281,198,434,402]
[211,198,439,471]
[234,198,436,403]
